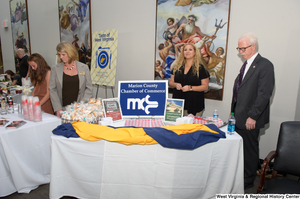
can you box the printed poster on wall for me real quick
[91,29,118,86]
[118,80,168,118]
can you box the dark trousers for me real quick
[236,127,260,185]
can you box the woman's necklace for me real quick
[65,61,74,70]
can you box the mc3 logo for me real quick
[127,95,158,114]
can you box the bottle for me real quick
[0,89,2,110]
[0,89,7,115]
[227,112,235,135]
[7,89,14,114]
[213,109,219,119]
[18,103,22,118]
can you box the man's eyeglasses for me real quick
[236,45,252,52]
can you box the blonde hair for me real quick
[172,43,202,77]
[56,41,78,64]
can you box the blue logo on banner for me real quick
[119,81,168,117]
[95,46,111,69]
[98,51,109,68]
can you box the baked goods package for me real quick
[61,98,104,124]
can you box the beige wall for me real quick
[0,0,299,158]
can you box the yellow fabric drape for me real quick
[72,122,220,145]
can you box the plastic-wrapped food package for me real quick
[61,98,104,124]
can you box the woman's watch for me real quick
[190,85,193,91]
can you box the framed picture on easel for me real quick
[102,98,122,121]
[165,98,184,122]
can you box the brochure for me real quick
[0,119,9,127]
[5,120,27,129]
[164,99,184,122]
[102,98,122,121]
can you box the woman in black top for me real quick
[49,41,92,118]
[169,43,209,116]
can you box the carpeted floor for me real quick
[1,183,74,199]
[2,175,264,199]
[4,174,300,198]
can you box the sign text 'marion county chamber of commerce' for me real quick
[118,80,168,118]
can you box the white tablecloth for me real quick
[50,125,244,199]
[0,112,61,197]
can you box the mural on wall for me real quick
[0,34,3,74]
[9,0,31,74]
[155,0,231,100]
[58,0,91,69]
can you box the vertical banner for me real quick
[91,29,118,86]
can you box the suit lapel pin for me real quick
[253,65,256,68]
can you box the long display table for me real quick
[50,125,244,199]
[0,112,61,197]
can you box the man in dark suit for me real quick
[17,48,29,79]
[231,33,275,189]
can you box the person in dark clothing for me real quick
[169,43,209,116]
[231,32,275,189]
[17,48,29,79]
[5,70,22,86]
[49,41,92,118]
